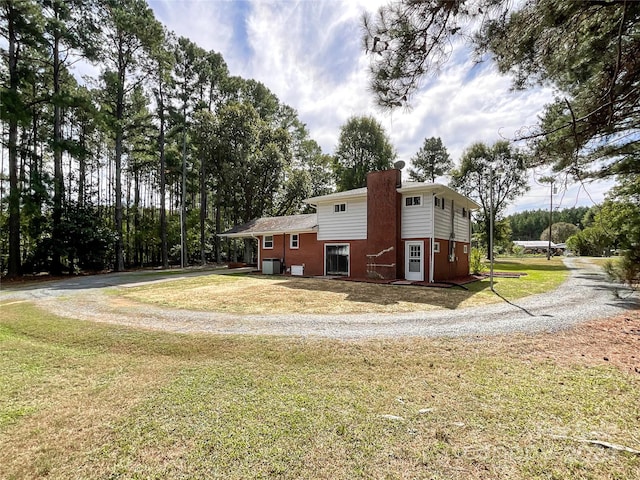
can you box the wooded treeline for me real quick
[508,207,588,242]
[1,0,334,277]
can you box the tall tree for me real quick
[1,0,43,277]
[191,109,217,264]
[100,0,163,271]
[333,115,396,191]
[479,1,640,178]
[41,0,99,274]
[150,31,175,269]
[173,36,206,267]
[450,141,529,258]
[362,0,498,108]
[408,136,452,183]
[363,0,639,180]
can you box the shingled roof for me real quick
[219,213,318,237]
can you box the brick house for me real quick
[220,169,480,282]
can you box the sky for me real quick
[148,1,613,213]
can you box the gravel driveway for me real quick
[2,258,638,339]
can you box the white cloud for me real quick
[148,0,611,212]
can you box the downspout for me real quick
[450,199,456,278]
[282,233,286,273]
[430,193,435,283]
[468,201,472,250]
[251,234,260,270]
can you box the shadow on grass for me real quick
[493,260,569,272]
[246,274,490,310]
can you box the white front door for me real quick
[405,241,424,281]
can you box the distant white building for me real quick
[513,240,565,254]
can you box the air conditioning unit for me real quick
[262,258,281,275]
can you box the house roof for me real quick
[304,182,481,210]
[304,187,368,205]
[218,213,318,238]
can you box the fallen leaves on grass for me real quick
[504,310,640,375]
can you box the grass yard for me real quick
[119,257,569,314]
[1,302,638,479]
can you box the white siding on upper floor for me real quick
[434,198,471,242]
[317,197,367,240]
[401,194,434,239]
[454,205,470,242]
[434,197,453,239]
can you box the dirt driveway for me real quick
[3,258,640,374]
[2,257,637,340]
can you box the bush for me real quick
[470,247,487,275]
[512,244,525,258]
[603,253,640,288]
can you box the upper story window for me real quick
[334,203,347,213]
[290,234,299,249]
[462,208,467,218]
[405,196,421,207]
[263,235,274,249]
[434,196,444,209]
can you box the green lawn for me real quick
[119,257,570,314]
[1,302,638,479]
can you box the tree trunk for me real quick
[214,196,221,263]
[6,7,21,277]
[78,123,86,206]
[51,30,64,275]
[199,150,207,265]
[114,64,125,272]
[180,103,188,268]
[158,82,168,268]
[134,169,141,267]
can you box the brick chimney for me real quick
[366,169,402,279]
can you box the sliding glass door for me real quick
[325,244,349,276]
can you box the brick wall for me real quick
[365,169,402,279]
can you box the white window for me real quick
[263,235,273,249]
[290,234,299,249]
[434,196,441,208]
[463,244,468,254]
[334,203,347,213]
[405,196,421,207]
[462,208,467,218]
[434,241,440,253]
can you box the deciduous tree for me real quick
[333,116,395,191]
[540,222,580,244]
[451,141,528,258]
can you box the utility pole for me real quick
[489,166,503,292]
[546,178,555,261]
[490,168,495,291]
